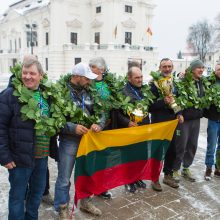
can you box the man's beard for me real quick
[77,82,88,89]
[162,72,171,77]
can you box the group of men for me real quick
[0,55,220,220]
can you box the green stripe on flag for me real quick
[75,139,169,180]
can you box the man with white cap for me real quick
[54,62,105,218]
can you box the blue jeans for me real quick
[8,157,48,220]
[205,119,220,168]
[54,138,79,211]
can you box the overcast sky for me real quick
[1,0,220,59]
[153,0,220,59]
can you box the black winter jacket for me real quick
[117,82,150,128]
[204,105,220,122]
[149,82,177,123]
[203,76,220,121]
[182,79,204,121]
[0,87,58,167]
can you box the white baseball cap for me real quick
[72,62,98,79]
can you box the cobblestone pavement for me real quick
[1,118,220,220]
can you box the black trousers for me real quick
[43,167,50,195]
[163,128,178,175]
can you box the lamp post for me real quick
[26,23,37,54]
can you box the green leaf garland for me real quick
[174,69,211,110]
[11,64,57,136]
[11,65,155,136]
[204,72,220,112]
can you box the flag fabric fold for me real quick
[74,120,178,206]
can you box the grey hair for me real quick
[127,66,141,77]
[22,58,44,75]
[89,57,107,70]
[159,58,173,67]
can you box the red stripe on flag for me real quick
[74,158,163,206]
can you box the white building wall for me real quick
[0,0,158,80]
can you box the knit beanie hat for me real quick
[189,59,204,70]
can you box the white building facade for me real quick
[0,0,158,80]
[172,50,220,75]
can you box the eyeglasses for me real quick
[161,65,172,68]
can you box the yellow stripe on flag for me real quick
[77,120,178,157]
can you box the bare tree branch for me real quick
[187,20,213,62]
[213,13,220,47]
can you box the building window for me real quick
[209,55,212,61]
[125,32,132,44]
[14,39,17,51]
[128,59,142,70]
[19,38,21,48]
[95,32,100,44]
[26,31,38,47]
[10,40,12,51]
[46,32,49,45]
[45,58,48,71]
[12,58,17,67]
[33,31,38,46]
[70,32,77,45]
[96,6,101,13]
[125,5,132,13]
[26,32,29,47]
[75,57,81,64]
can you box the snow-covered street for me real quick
[1,118,220,219]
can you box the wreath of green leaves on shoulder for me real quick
[150,70,176,106]
[89,71,155,116]
[52,73,100,128]
[130,83,155,115]
[150,70,165,100]
[174,68,211,110]
[11,66,102,136]
[203,71,220,112]
[89,71,130,113]
[11,64,155,135]
[11,63,58,137]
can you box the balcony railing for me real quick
[63,43,156,52]
[0,44,156,54]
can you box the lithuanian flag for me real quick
[74,120,178,205]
